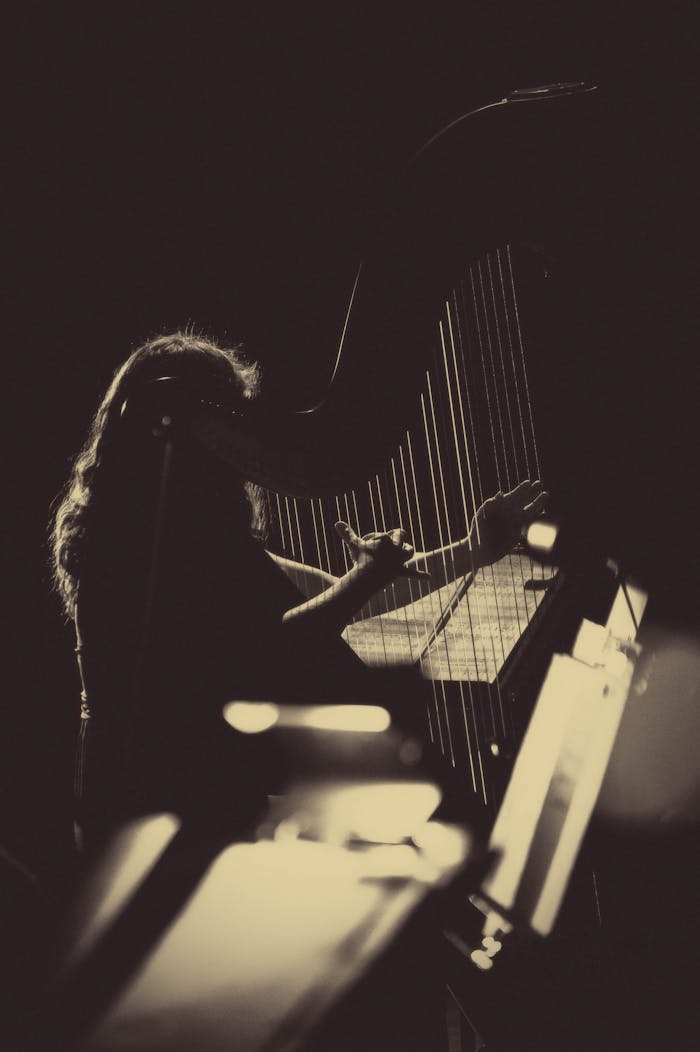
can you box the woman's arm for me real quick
[266,551,337,599]
[280,531,422,635]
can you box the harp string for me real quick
[466,259,518,713]
[437,306,504,741]
[471,258,522,649]
[284,497,298,562]
[497,248,531,477]
[473,252,551,645]
[400,438,445,747]
[414,395,458,765]
[342,489,397,674]
[431,340,504,743]
[423,374,473,767]
[316,498,333,576]
[453,281,486,533]
[292,498,306,566]
[452,272,497,733]
[439,315,491,797]
[460,276,511,722]
[439,307,497,677]
[503,245,550,585]
[378,463,422,664]
[487,253,520,479]
[275,493,287,556]
[496,248,539,593]
[406,422,461,761]
[368,476,403,667]
[423,360,498,794]
[388,456,423,664]
[506,243,541,478]
[371,474,401,637]
[383,455,459,757]
[309,499,325,579]
[484,254,531,620]
[446,291,507,784]
[390,451,448,754]
[446,291,512,677]
[429,330,487,791]
[387,448,475,779]
[467,260,526,681]
[347,481,395,656]
[472,264,505,492]
[341,489,391,665]
[347,489,367,625]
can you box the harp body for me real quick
[193,83,610,816]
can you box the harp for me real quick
[193,82,610,817]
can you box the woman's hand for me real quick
[471,479,548,567]
[283,523,428,632]
[334,522,429,585]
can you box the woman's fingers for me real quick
[334,520,359,546]
[335,522,427,579]
[503,480,547,516]
[403,562,431,580]
[523,490,548,519]
[386,532,431,577]
[507,478,542,500]
[377,532,412,562]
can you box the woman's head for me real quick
[51,332,264,618]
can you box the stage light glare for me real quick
[224,702,280,733]
[297,705,391,733]
[526,520,558,554]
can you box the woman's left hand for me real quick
[334,522,429,584]
[471,479,548,567]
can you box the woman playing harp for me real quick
[51,332,544,846]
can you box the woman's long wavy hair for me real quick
[51,332,265,619]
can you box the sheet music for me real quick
[342,553,555,681]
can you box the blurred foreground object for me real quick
[596,626,700,827]
[525,519,700,826]
[63,817,470,1052]
[473,577,647,942]
[28,704,477,1052]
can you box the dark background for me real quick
[2,2,698,1048]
